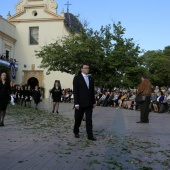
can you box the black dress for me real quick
[51,87,62,102]
[24,90,32,101]
[0,81,11,110]
[20,89,25,101]
[20,89,26,106]
[32,90,41,104]
[15,89,21,103]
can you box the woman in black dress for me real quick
[15,85,21,104]
[20,86,26,106]
[50,80,62,113]
[0,72,11,126]
[25,85,32,107]
[32,85,41,109]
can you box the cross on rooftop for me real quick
[64,1,72,13]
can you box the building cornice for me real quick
[28,0,43,1]
[0,31,16,44]
[8,18,64,23]
[8,4,64,23]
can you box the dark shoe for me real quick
[52,110,54,113]
[56,111,59,114]
[136,121,144,123]
[1,122,4,126]
[88,136,96,141]
[0,121,4,126]
[74,134,80,138]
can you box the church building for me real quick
[0,16,18,80]
[0,0,81,97]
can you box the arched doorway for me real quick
[27,77,39,89]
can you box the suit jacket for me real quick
[73,73,96,107]
[138,79,152,96]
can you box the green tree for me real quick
[36,26,105,81]
[36,22,142,87]
[163,46,170,56]
[103,22,142,87]
[140,48,170,86]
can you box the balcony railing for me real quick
[0,58,18,69]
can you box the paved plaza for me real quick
[1,99,170,170]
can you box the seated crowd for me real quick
[95,86,170,113]
[10,84,170,113]
[61,89,73,103]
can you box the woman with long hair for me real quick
[0,72,11,126]
[50,80,62,113]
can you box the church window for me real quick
[6,50,9,60]
[29,27,39,45]
[32,11,38,17]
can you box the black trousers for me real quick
[74,107,93,137]
[139,96,150,122]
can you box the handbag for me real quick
[135,94,146,103]
[135,84,150,103]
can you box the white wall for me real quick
[13,18,74,97]
[0,16,16,58]
[8,1,75,98]
[0,38,3,55]
[0,17,16,40]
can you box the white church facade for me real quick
[0,0,78,98]
[0,16,18,76]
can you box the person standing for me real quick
[21,86,27,107]
[0,72,11,126]
[137,74,152,123]
[73,64,96,141]
[15,85,21,104]
[20,86,25,106]
[32,85,41,109]
[26,85,32,107]
[50,80,62,113]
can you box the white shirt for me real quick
[82,73,89,88]
[100,95,106,101]
[166,95,170,100]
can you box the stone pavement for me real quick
[0,99,170,170]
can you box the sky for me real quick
[0,0,170,51]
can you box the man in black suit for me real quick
[73,64,96,141]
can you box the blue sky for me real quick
[0,0,170,51]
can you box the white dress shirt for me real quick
[82,73,89,88]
